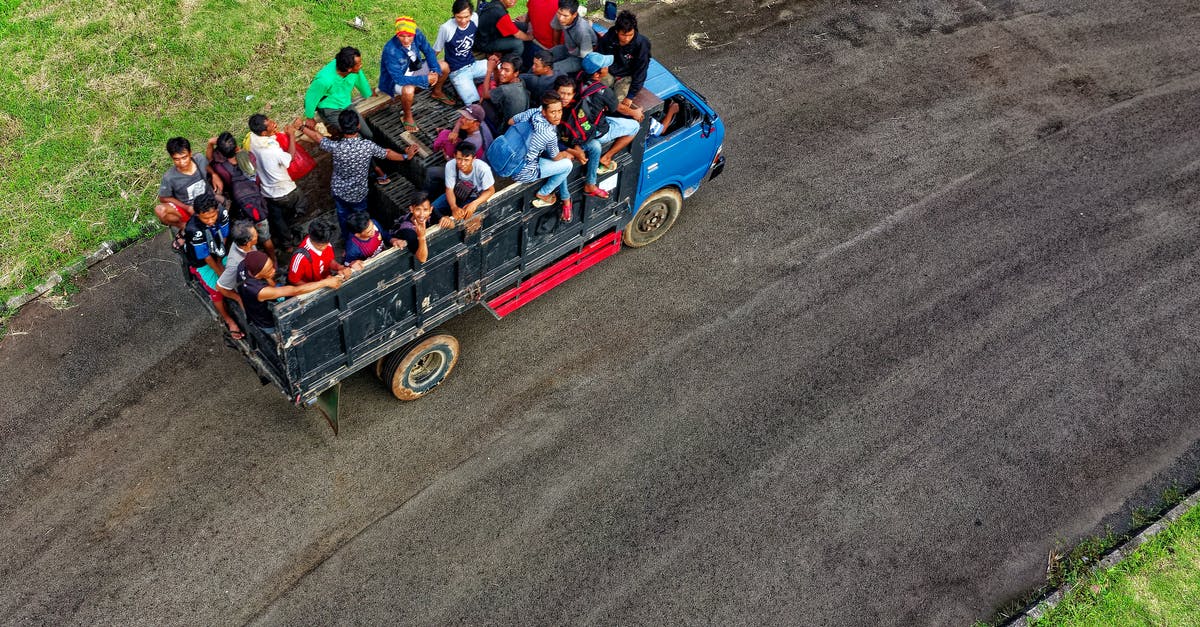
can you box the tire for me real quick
[380,333,460,401]
[623,187,683,248]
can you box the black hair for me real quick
[499,53,521,71]
[451,0,473,14]
[454,140,477,157]
[216,132,238,158]
[165,137,191,156]
[552,74,575,90]
[614,10,638,33]
[558,0,579,14]
[193,193,218,214]
[231,220,257,247]
[338,109,360,135]
[532,49,554,66]
[346,211,373,235]
[308,219,335,245]
[248,114,269,135]
[541,93,561,109]
[410,190,430,206]
[336,46,361,72]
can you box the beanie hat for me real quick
[395,16,417,35]
[243,250,270,277]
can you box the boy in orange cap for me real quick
[380,15,442,132]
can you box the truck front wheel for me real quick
[623,188,683,248]
[380,333,460,400]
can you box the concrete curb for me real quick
[2,219,162,315]
[1006,488,1200,625]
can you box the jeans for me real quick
[334,195,369,240]
[536,157,572,198]
[448,60,489,105]
[479,37,525,59]
[548,45,582,74]
[318,107,373,141]
[584,117,640,183]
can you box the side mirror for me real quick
[701,114,714,138]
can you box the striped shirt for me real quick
[511,107,560,183]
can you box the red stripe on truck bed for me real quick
[487,232,622,318]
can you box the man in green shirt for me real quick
[304,46,376,140]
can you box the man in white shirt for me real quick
[247,113,309,253]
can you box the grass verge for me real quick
[1031,498,1200,625]
[0,0,507,306]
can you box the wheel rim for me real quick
[636,202,669,234]
[409,351,445,387]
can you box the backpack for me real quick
[560,81,609,145]
[213,158,266,223]
[485,118,535,178]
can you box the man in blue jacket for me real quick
[381,16,442,133]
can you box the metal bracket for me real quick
[314,383,342,435]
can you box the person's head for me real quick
[347,211,376,240]
[531,50,554,75]
[556,0,579,25]
[231,220,258,249]
[498,54,521,83]
[216,132,239,159]
[243,250,274,280]
[307,219,335,248]
[553,74,576,105]
[335,46,362,75]
[193,194,219,226]
[499,0,517,8]
[540,93,563,125]
[581,52,613,80]
[409,191,433,223]
[166,137,192,169]
[454,140,477,172]
[394,16,417,47]
[458,105,483,133]
[248,113,276,137]
[338,109,360,136]
[451,0,473,27]
[614,10,638,44]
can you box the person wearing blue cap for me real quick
[561,51,642,198]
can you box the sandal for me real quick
[584,186,609,199]
[560,200,572,222]
[227,322,245,340]
[376,173,391,186]
[531,194,556,208]
[431,93,457,106]
[403,121,420,133]
[171,229,186,252]
[596,162,616,176]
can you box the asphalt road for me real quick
[4,0,1200,624]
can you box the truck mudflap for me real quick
[483,230,623,318]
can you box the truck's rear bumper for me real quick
[709,154,726,180]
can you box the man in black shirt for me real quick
[598,10,651,112]
[475,0,532,58]
[236,251,343,335]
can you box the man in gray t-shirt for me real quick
[480,54,528,133]
[155,136,215,231]
[432,140,496,220]
[216,221,259,298]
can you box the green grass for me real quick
[0,0,484,304]
[1032,501,1200,626]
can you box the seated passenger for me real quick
[288,220,361,286]
[344,210,404,264]
[648,100,681,141]
[508,94,578,221]
[480,54,528,133]
[216,219,260,305]
[304,47,375,140]
[433,140,496,220]
[381,17,441,133]
[548,0,596,74]
[156,137,217,234]
[597,10,651,110]
[394,192,454,264]
[208,132,275,259]
[432,105,492,160]
[237,251,343,335]
[521,49,562,102]
[183,194,242,339]
[575,53,642,184]
[474,0,532,58]
[431,0,490,106]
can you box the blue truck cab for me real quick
[179,52,725,432]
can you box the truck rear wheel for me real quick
[380,333,460,400]
[623,188,683,248]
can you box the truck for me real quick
[180,57,726,433]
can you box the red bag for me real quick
[276,132,316,180]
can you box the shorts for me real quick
[189,265,224,303]
[253,218,271,242]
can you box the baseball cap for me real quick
[582,52,613,75]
